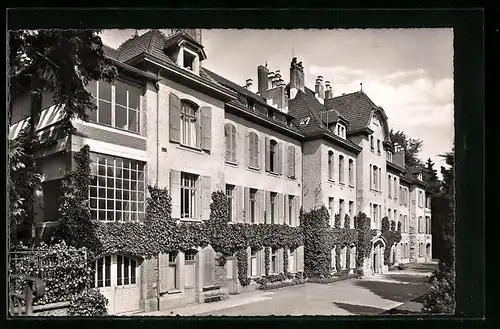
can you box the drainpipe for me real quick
[155,69,162,310]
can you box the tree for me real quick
[424,158,441,193]
[390,129,424,168]
[8,29,117,246]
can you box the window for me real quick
[419,191,423,208]
[379,168,382,191]
[394,210,397,224]
[394,178,398,200]
[203,248,215,285]
[426,217,431,234]
[419,243,424,257]
[339,199,345,225]
[388,174,392,198]
[269,140,277,173]
[372,114,379,125]
[329,197,334,226]
[168,252,178,290]
[387,151,393,162]
[249,189,257,224]
[226,185,234,222]
[404,215,409,233]
[185,250,196,262]
[370,164,373,189]
[87,80,141,133]
[90,153,146,222]
[271,248,278,273]
[183,50,196,70]
[373,204,379,228]
[349,201,354,221]
[418,173,423,181]
[181,173,198,219]
[388,209,392,221]
[328,151,334,180]
[348,159,354,186]
[289,249,296,272]
[370,136,374,151]
[93,255,112,288]
[426,196,431,208]
[270,192,277,224]
[225,124,237,163]
[377,139,381,155]
[250,250,258,276]
[399,187,403,204]
[338,155,345,183]
[399,214,403,231]
[288,195,294,225]
[405,243,409,258]
[180,101,198,148]
[372,165,378,190]
[336,124,346,138]
[249,132,259,168]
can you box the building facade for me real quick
[9,29,432,314]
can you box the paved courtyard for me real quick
[141,262,436,317]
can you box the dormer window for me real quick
[387,151,393,162]
[267,109,274,119]
[372,114,380,126]
[336,123,346,139]
[418,173,423,181]
[183,49,196,71]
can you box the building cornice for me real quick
[304,131,362,153]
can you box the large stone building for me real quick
[8,29,432,314]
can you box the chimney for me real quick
[315,76,325,100]
[289,57,305,99]
[393,142,406,167]
[244,79,253,91]
[257,65,270,96]
[325,81,333,99]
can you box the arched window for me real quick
[225,123,237,163]
[348,159,354,186]
[370,136,374,151]
[180,100,199,147]
[388,174,392,197]
[394,177,398,200]
[266,139,279,173]
[377,139,381,154]
[373,165,378,190]
[338,155,344,183]
[328,151,334,180]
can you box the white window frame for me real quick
[181,173,198,219]
[180,101,199,148]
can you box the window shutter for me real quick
[277,143,282,175]
[231,125,236,162]
[170,170,181,219]
[169,93,181,143]
[245,133,250,167]
[265,191,271,224]
[201,176,211,221]
[235,185,242,223]
[200,106,212,151]
[255,135,260,169]
[277,193,283,224]
[224,125,230,161]
[265,137,270,172]
[284,194,289,225]
[244,187,250,223]
[297,246,304,272]
[158,253,169,293]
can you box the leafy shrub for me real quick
[9,241,92,306]
[236,249,250,286]
[257,279,306,290]
[422,268,455,314]
[254,272,306,290]
[68,288,108,316]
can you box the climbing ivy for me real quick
[381,217,402,267]
[264,247,270,276]
[343,214,350,229]
[283,248,289,274]
[236,249,250,287]
[354,212,372,271]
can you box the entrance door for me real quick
[184,250,198,305]
[426,243,431,261]
[93,254,140,315]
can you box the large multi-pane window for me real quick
[87,80,141,133]
[180,101,198,147]
[90,153,146,222]
[117,255,137,285]
[269,140,277,173]
[181,173,198,219]
[226,185,234,222]
[93,255,111,288]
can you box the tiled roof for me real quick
[102,45,120,60]
[324,91,375,131]
[288,87,360,150]
[407,165,423,174]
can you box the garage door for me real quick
[93,254,140,315]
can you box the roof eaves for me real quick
[304,130,362,153]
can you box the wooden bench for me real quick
[203,285,226,303]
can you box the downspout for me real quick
[154,68,162,310]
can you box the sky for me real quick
[101,29,454,174]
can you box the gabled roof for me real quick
[288,87,361,152]
[324,91,390,141]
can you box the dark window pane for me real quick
[90,187,97,197]
[131,213,137,221]
[107,200,114,210]
[99,199,106,210]
[97,258,103,287]
[138,182,145,191]
[122,180,130,190]
[131,181,137,190]
[104,256,111,287]
[138,192,144,201]
[122,159,130,168]
[87,81,97,97]
[107,211,114,221]
[131,259,137,284]
[137,213,145,222]
[99,81,112,102]
[131,202,137,211]
[123,191,130,201]
[90,176,97,186]
[107,178,114,188]
[131,170,137,181]
[122,212,130,222]
[98,100,112,125]
[116,190,122,200]
[116,105,128,130]
[98,177,106,186]
[88,106,97,122]
[91,210,97,220]
[98,165,106,176]
[107,189,114,199]
[116,168,123,179]
[90,198,97,209]
[116,179,122,189]
[129,110,138,133]
[129,87,140,110]
[117,255,123,285]
[97,156,105,165]
[116,201,122,211]
[123,169,130,179]
[116,212,122,222]
[124,257,130,285]
[115,81,127,107]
